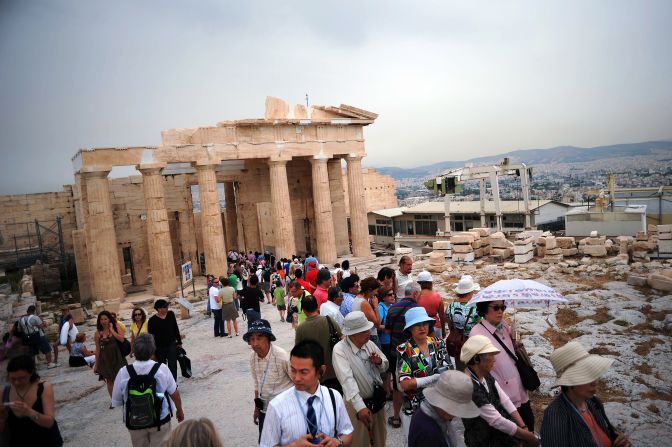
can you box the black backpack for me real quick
[125,363,169,430]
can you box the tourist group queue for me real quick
[0,252,631,447]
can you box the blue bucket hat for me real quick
[404,307,435,331]
[243,319,276,342]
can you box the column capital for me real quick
[137,163,167,175]
[345,154,364,162]
[80,168,111,179]
[268,158,290,167]
[310,156,329,164]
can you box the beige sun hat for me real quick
[342,311,374,336]
[424,370,480,419]
[454,275,480,295]
[550,341,614,387]
[460,334,500,363]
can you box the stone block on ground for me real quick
[515,237,534,246]
[102,299,121,315]
[585,236,606,245]
[626,274,648,287]
[544,236,557,250]
[582,245,607,257]
[656,224,672,233]
[466,230,481,240]
[633,241,655,252]
[490,237,513,249]
[471,228,491,237]
[514,251,534,264]
[471,239,482,249]
[429,251,448,265]
[504,262,518,269]
[473,248,484,258]
[536,246,546,257]
[514,243,534,255]
[452,244,474,254]
[636,231,648,241]
[658,232,672,241]
[433,241,451,250]
[451,233,475,245]
[492,248,511,259]
[561,248,578,257]
[556,237,576,249]
[646,273,672,292]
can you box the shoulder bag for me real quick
[445,305,473,358]
[325,316,340,349]
[111,322,131,357]
[480,322,540,391]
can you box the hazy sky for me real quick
[1,0,670,195]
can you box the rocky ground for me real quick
[2,255,670,446]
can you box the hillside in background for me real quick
[373,140,672,179]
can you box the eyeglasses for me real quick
[386,292,395,297]
[488,304,507,312]
[133,313,142,317]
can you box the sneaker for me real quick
[47,363,58,369]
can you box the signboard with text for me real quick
[181,261,193,286]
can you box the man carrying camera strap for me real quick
[245,320,293,441]
[333,311,390,447]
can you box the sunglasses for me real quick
[133,313,142,316]
[386,292,395,296]
[488,304,507,312]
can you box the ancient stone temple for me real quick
[68,97,382,302]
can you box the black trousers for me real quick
[155,342,178,381]
[212,309,225,336]
[517,400,535,432]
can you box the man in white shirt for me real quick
[395,255,413,297]
[333,311,389,447]
[320,287,345,329]
[112,333,185,447]
[260,340,354,447]
[208,276,226,337]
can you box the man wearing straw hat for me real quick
[540,341,631,447]
[333,311,389,447]
[408,370,480,447]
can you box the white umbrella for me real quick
[467,279,567,308]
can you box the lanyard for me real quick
[293,387,327,436]
[257,348,274,397]
[562,393,604,447]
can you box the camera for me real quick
[254,397,267,412]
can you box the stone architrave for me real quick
[268,160,297,259]
[310,157,337,264]
[223,181,239,251]
[327,158,350,256]
[81,170,125,301]
[346,155,372,258]
[139,165,178,296]
[195,164,228,276]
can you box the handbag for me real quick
[481,323,540,391]
[176,346,192,378]
[111,323,131,357]
[363,384,387,414]
[325,316,340,349]
[445,306,473,358]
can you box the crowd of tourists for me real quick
[0,251,632,447]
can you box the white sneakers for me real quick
[47,362,58,369]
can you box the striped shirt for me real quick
[385,298,418,348]
[540,394,616,447]
[259,385,354,447]
[250,344,293,406]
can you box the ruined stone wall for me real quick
[343,168,398,215]
[0,187,77,255]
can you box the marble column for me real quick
[81,170,125,300]
[195,164,228,276]
[327,158,350,256]
[139,165,178,296]
[346,155,372,258]
[311,157,337,264]
[178,183,200,275]
[223,181,239,251]
[268,160,296,259]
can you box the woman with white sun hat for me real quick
[540,341,631,447]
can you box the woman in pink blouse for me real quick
[468,299,535,432]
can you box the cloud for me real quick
[0,0,671,194]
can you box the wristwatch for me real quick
[32,412,39,422]
[335,436,344,446]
